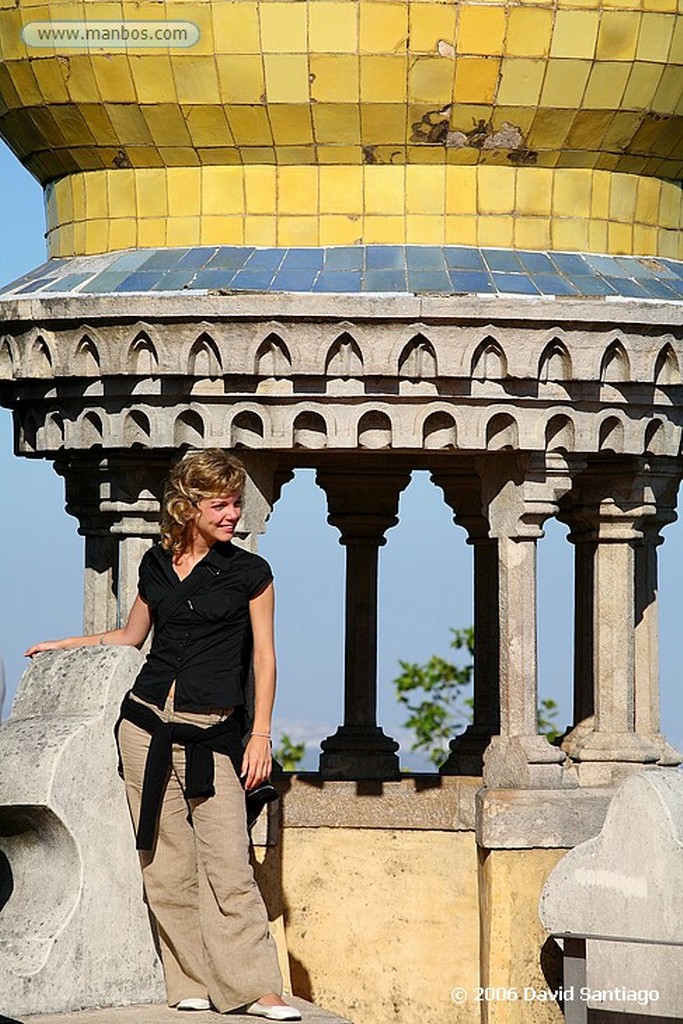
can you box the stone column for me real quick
[560,459,681,783]
[477,452,580,789]
[316,467,411,779]
[430,466,500,776]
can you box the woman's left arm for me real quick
[241,582,276,790]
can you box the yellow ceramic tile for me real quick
[134,168,168,217]
[71,176,86,221]
[62,55,100,103]
[406,214,444,243]
[309,3,358,53]
[653,66,682,113]
[316,145,363,163]
[359,3,408,53]
[167,216,201,247]
[242,146,276,164]
[361,103,407,144]
[72,221,87,256]
[106,104,153,145]
[597,12,641,61]
[553,167,592,215]
[497,58,545,105]
[635,176,661,223]
[609,174,638,222]
[129,55,176,104]
[409,56,454,103]
[106,168,134,216]
[445,166,476,214]
[633,224,657,255]
[622,63,665,108]
[359,55,407,101]
[1,9,29,60]
[167,167,201,216]
[201,216,244,245]
[265,54,311,103]
[406,164,444,213]
[142,105,192,147]
[319,166,363,213]
[310,55,360,103]
[319,215,363,246]
[244,166,276,213]
[268,106,315,146]
[84,218,111,255]
[552,217,589,252]
[457,6,506,55]
[541,59,591,106]
[137,217,167,249]
[607,221,633,253]
[590,170,611,218]
[277,216,319,245]
[172,56,220,105]
[506,9,553,57]
[477,215,513,247]
[201,166,243,214]
[84,173,109,219]
[409,4,456,53]
[312,104,361,144]
[89,54,137,103]
[636,13,676,62]
[212,3,260,54]
[659,230,681,260]
[445,215,478,246]
[550,11,599,59]
[278,166,319,214]
[31,58,70,103]
[364,165,405,214]
[226,106,273,147]
[454,57,500,104]
[260,2,307,52]
[167,4,214,57]
[278,146,318,164]
[587,219,608,253]
[363,215,405,243]
[516,167,553,214]
[583,63,630,108]
[409,143,450,163]
[244,218,278,246]
[478,166,515,214]
[184,106,235,149]
[109,217,137,251]
[514,216,552,250]
[670,16,683,62]
[659,182,680,226]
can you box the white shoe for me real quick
[177,997,211,1011]
[246,1002,301,1021]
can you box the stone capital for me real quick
[476,451,582,540]
[316,468,411,544]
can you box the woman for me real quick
[26,449,300,1021]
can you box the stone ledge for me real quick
[7,997,351,1024]
[476,786,616,849]
[273,772,480,831]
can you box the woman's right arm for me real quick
[25,594,153,657]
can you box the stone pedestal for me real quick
[316,468,410,779]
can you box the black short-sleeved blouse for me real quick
[131,541,273,711]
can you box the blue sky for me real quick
[0,141,680,769]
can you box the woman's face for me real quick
[192,492,242,546]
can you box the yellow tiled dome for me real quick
[0,0,681,256]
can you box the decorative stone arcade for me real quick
[1,292,681,793]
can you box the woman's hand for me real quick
[24,639,66,657]
[241,734,272,791]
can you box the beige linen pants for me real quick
[118,695,283,1012]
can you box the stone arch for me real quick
[598,415,625,452]
[123,410,151,447]
[293,411,328,449]
[22,410,38,451]
[398,334,437,379]
[471,337,507,381]
[188,332,222,377]
[539,339,572,382]
[600,340,630,383]
[255,333,292,376]
[174,410,205,448]
[74,334,101,376]
[0,337,15,379]
[80,411,104,447]
[325,332,363,377]
[44,411,65,450]
[654,343,680,385]
[358,410,392,449]
[545,414,575,452]
[231,410,265,448]
[486,413,518,450]
[422,411,457,449]
[27,335,54,378]
[644,419,667,456]
[128,331,159,375]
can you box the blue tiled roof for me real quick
[2,246,682,302]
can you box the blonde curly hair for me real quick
[161,449,246,555]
